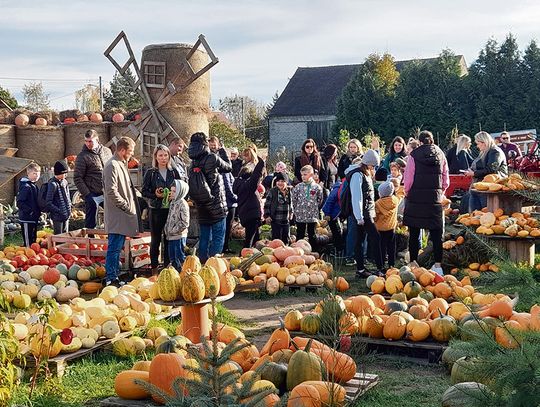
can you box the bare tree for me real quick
[75,84,100,112]
[22,82,50,111]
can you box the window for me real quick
[143,61,166,89]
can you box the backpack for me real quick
[188,156,213,204]
[37,180,53,212]
[338,168,362,221]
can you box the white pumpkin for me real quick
[41,284,58,297]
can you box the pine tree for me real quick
[0,85,18,109]
[103,70,143,111]
[522,40,540,130]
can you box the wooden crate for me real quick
[47,228,151,270]
[99,371,379,406]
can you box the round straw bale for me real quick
[0,109,13,124]
[64,122,110,156]
[16,125,65,167]
[0,178,15,205]
[31,111,61,126]
[59,109,82,122]
[109,121,142,159]
[0,124,16,147]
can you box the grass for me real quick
[2,231,23,249]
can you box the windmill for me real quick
[103,31,219,154]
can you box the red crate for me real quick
[446,175,472,197]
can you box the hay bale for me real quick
[0,178,15,205]
[0,124,16,147]
[102,108,126,122]
[16,125,65,166]
[109,121,142,159]
[59,109,82,122]
[31,111,61,126]
[64,122,110,156]
[0,109,12,124]
[125,110,142,121]
[141,43,210,144]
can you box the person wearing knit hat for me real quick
[46,160,72,235]
[273,171,289,185]
[344,149,383,278]
[264,168,292,243]
[375,181,401,269]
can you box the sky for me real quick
[1,0,540,111]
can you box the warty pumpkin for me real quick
[198,265,220,298]
[182,255,202,276]
[180,272,205,303]
[157,267,181,302]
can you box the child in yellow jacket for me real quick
[375,181,401,268]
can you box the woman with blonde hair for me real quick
[446,134,474,174]
[338,138,363,179]
[142,144,180,272]
[464,131,507,211]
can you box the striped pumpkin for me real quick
[157,267,181,301]
[198,265,220,298]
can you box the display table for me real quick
[155,292,234,343]
[473,190,534,214]
[484,235,539,266]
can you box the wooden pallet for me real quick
[285,284,325,293]
[234,281,265,293]
[20,331,133,378]
[99,372,379,406]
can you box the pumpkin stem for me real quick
[305,338,313,353]
[291,339,300,351]
[278,317,285,330]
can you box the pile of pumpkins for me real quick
[229,239,346,295]
[0,263,108,311]
[4,277,175,358]
[457,208,540,237]
[114,320,356,406]
[154,255,235,303]
[366,265,477,303]
[471,172,535,192]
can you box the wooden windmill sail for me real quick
[104,32,218,152]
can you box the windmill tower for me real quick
[104,32,218,165]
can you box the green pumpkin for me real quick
[431,311,458,342]
[286,340,323,390]
[391,292,408,302]
[68,264,80,280]
[442,382,494,407]
[260,362,288,394]
[450,357,489,385]
[366,274,378,289]
[157,266,181,301]
[419,290,434,302]
[300,314,321,335]
[441,346,469,372]
[155,335,191,354]
[384,300,408,315]
[399,269,416,284]
[403,281,422,299]
[56,263,68,276]
[460,319,492,341]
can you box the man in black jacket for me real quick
[74,130,113,228]
[188,132,232,262]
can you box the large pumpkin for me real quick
[365,315,385,339]
[260,318,290,355]
[260,361,288,394]
[383,314,407,340]
[286,340,323,390]
[301,381,346,406]
[230,338,259,372]
[350,295,375,317]
[403,281,422,299]
[405,319,431,342]
[219,272,236,295]
[450,356,485,385]
[287,383,321,407]
[442,382,493,407]
[198,265,220,298]
[182,255,202,276]
[301,314,321,335]
[157,266,181,301]
[149,353,188,403]
[180,272,205,303]
[284,310,303,331]
[495,320,523,349]
[114,370,150,400]
[385,275,404,294]
[205,257,228,275]
[430,311,458,342]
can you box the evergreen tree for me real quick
[522,40,540,131]
[103,70,143,111]
[0,85,17,109]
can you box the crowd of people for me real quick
[16,127,515,286]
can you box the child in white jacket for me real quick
[164,180,190,270]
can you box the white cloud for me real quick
[1,0,540,109]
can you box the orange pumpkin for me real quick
[260,318,290,355]
[35,117,47,126]
[112,113,125,122]
[350,295,375,317]
[287,383,321,407]
[409,304,430,320]
[114,370,150,400]
[495,320,523,349]
[365,315,385,338]
[428,298,449,318]
[335,277,349,292]
[371,294,386,309]
[63,117,76,124]
[383,314,407,340]
[89,112,103,123]
[149,353,188,403]
[478,298,514,320]
[230,338,259,372]
[43,267,61,285]
[406,319,431,342]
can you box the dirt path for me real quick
[225,293,320,348]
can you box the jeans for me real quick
[355,217,382,271]
[223,207,236,251]
[21,222,37,247]
[53,220,69,235]
[296,222,317,251]
[105,233,126,281]
[346,216,357,258]
[84,193,101,229]
[271,222,290,244]
[150,208,169,268]
[243,218,261,248]
[409,227,443,263]
[379,230,396,267]
[168,237,187,271]
[469,190,487,212]
[198,218,226,262]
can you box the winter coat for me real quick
[375,195,400,231]
[73,144,113,198]
[337,153,359,180]
[446,145,474,174]
[470,146,508,182]
[222,172,238,208]
[382,150,407,172]
[103,154,141,237]
[322,181,341,220]
[403,144,448,230]
[291,180,323,223]
[172,155,188,182]
[142,167,180,209]
[348,165,375,223]
[46,177,71,222]
[233,158,265,223]
[264,186,292,225]
[294,154,327,184]
[17,178,40,222]
[188,136,232,224]
[164,180,190,240]
[231,158,243,178]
